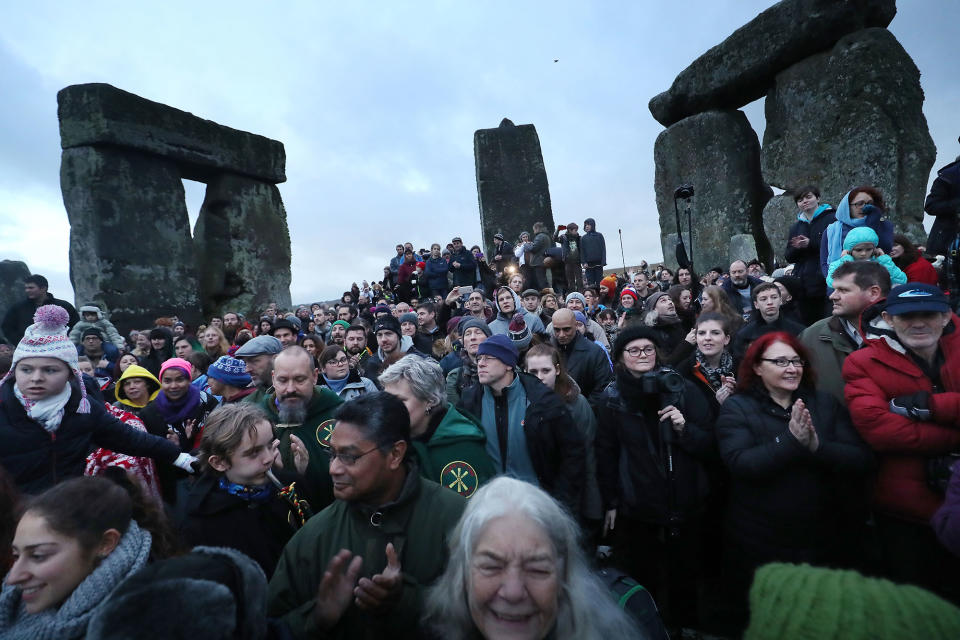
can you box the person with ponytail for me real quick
[0,306,194,494]
[0,475,168,639]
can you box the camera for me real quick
[674,184,695,199]
[640,367,685,408]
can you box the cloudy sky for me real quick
[1,1,957,304]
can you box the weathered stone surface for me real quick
[649,0,896,127]
[761,28,935,244]
[475,119,555,256]
[655,110,773,272]
[729,234,760,265]
[0,260,31,340]
[762,194,798,266]
[58,83,286,183]
[60,146,201,331]
[194,174,292,317]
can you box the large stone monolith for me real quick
[761,28,936,244]
[60,146,201,330]
[655,110,773,272]
[475,119,555,256]
[193,174,292,316]
[0,260,31,341]
[648,0,896,126]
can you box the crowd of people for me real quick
[2,169,960,639]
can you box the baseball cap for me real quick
[884,283,951,316]
[234,335,282,357]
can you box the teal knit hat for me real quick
[745,563,960,640]
[843,226,879,251]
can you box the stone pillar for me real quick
[474,119,555,256]
[194,173,292,317]
[761,28,936,244]
[654,110,773,273]
[60,146,200,330]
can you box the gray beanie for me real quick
[459,317,492,338]
[644,291,670,313]
[565,292,587,308]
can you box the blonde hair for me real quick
[197,404,271,476]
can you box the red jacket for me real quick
[901,256,939,286]
[843,314,960,522]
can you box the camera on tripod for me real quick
[640,367,685,408]
[673,184,695,199]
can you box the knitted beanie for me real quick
[844,226,879,251]
[613,324,662,363]
[459,317,492,338]
[207,356,252,388]
[477,334,518,368]
[159,357,193,381]
[399,312,418,326]
[565,292,587,308]
[573,311,588,326]
[508,314,531,350]
[600,274,618,292]
[446,316,462,336]
[331,320,351,331]
[373,314,402,337]
[81,326,104,341]
[374,303,391,315]
[3,305,89,412]
[745,563,960,640]
[644,291,670,314]
[620,288,639,302]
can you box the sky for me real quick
[1,1,957,304]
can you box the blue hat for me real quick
[884,283,951,316]
[207,355,252,387]
[477,334,518,368]
[573,311,588,325]
[843,227,879,251]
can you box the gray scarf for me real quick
[0,522,152,640]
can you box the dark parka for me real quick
[731,313,807,362]
[0,377,181,494]
[924,159,960,256]
[580,217,606,266]
[492,239,515,268]
[554,333,613,404]
[457,372,586,513]
[423,256,449,296]
[595,372,716,524]
[716,387,873,560]
[1,293,79,345]
[784,205,836,299]
[447,247,476,288]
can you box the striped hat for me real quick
[3,305,89,412]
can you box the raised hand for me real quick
[788,400,810,447]
[354,543,403,612]
[289,434,309,475]
[313,549,363,631]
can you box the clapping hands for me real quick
[788,399,819,452]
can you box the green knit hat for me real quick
[745,563,960,640]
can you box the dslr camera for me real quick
[640,367,685,408]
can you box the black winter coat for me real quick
[580,218,606,266]
[784,208,836,298]
[649,319,695,366]
[458,372,585,513]
[731,314,807,362]
[1,294,79,345]
[0,378,180,494]
[595,371,716,524]
[177,473,300,578]
[447,247,477,287]
[925,160,960,256]
[716,387,873,558]
[555,334,613,404]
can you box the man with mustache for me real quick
[257,346,343,511]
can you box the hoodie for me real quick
[410,403,496,498]
[580,217,606,266]
[114,365,161,409]
[820,191,894,277]
[487,288,544,337]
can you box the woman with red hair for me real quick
[714,331,873,631]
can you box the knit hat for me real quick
[600,274,618,292]
[331,320,351,331]
[416,261,426,270]
[234,335,282,358]
[373,314,402,337]
[745,563,960,640]
[374,303,391,315]
[573,311,588,326]
[620,288,639,302]
[3,305,89,412]
[643,291,670,314]
[459,317,492,338]
[613,324,662,363]
[81,326,104,341]
[159,357,192,381]
[494,233,504,241]
[446,316,462,336]
[271,318,299,335]
[399,312,418,326]
[508,314,531,350]
[477,334,519,368]
[843,226,879,251]
[207,356,252,388]
[565,292,587,308]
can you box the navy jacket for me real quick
[580,218,606,266]
[784,206,836,298]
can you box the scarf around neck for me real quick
[322,374,350,396]
[0,522,152,640]
[153,383,202,425]
[14,383,72,433]
[695,349,735,390]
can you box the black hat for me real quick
[613,325,662,363]
[271,318,299,335]
[81,327,104,341]
[373,314,402,337]
[884,283,951,316]
[494,233,504,241]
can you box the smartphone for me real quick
[458,285,474,296]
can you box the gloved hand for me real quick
[173,452,199,473]
[889,391,932,421]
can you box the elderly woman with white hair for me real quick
[379,355,496,499]
[424,476,644,639]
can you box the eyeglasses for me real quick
[328,357,349,365]
[325,445,381,466]
[476,354,504,364]
[624,346,657,357]
[761,357,806,368]
[851,200,873,208]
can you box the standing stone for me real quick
[762,194,799,266]
[0,260,31,340]
[648,0,896,126]
[729,234,760,266]
[194,174,292,317]
[475,119,555,257]
[60,146,201,331]
[655,110,773,273]
[761,28,935,243]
